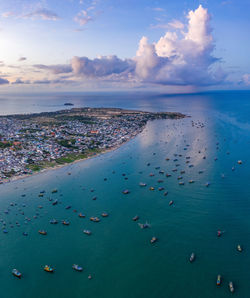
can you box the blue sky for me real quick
[0,0,250,92]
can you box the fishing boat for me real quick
[133,215,139,221]
[101,212,108,217]
[62,220,70,225]
[90,217,100,222]
[169,200,174,206]
[237,244,243,252]
[50,219,58,224]
[12,269,22,278]
[139,222,150,229]
[83,230,91,235]
[150,237,157,244]
[189,253,195,262]
[44,265,54,273]
[72,264,83,272]
[217,275,221,286]
[229,281,234,293]
[78,213,85,218]
[38,230,47,235]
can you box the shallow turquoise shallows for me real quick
[1,91,250,298]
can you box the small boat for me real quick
[149,173,154,177]
[38,230,47,235]
[217,275,221,286]
[78,213,85,218]
[149,187,155,191]
[88,274,92,279]
[72,264,83,272]
[237,244,242,252]
[52,200,58,205]
[229,281,234,293]
[217,230,222,237]
[139,182,147,187]
[65,205,71,210]
[51,189,58,194]
[38,193,44,197]
[139,222,150,229]
[150,237,157,244]
[12,269,22,278]
[23,232,28,236]
[44,265,54,273]
[62,220,70,225]
[169,200,174,206]
[122,189,130,194]
[133,215,139,221]
[83,230,91,235]
[205,182,210,187]
[179,181,185,185]
[101,212,108,217]
[164,191,168,196]
[50,219,58,224]
[166,173,171,177]
[90,217,100,222]
[177,176,183,180]
[189,252,195,262]
[237,160,242,164]
[158,187,164,191]
[189,180,195,183]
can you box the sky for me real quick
[0,0,250,92]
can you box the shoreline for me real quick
[0,107,187,185]
[0,130,139,185]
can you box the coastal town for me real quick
[0,107,185,183]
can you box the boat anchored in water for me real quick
[83,230,91,235]
[150,237,157,244]
[44,265,54,273]
[72,264,83,272]
[12,269,22,278]
[217,275,221,286]
[237,244,243,252]
[38,230,47,235]
[189,253,195,262]
[229,281,234,293]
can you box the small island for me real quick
[0,107,186,183]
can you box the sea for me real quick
[0,91,250,298]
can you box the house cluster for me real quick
[0,113,148,182]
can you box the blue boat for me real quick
[12,269,22,278]
[72,264,83,271]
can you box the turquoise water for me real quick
[1,91,250,297]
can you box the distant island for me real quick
[0,107,186,183]
[64,103,74,106]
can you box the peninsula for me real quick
[0,107,185,183]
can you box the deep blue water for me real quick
[0,91,250,298]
